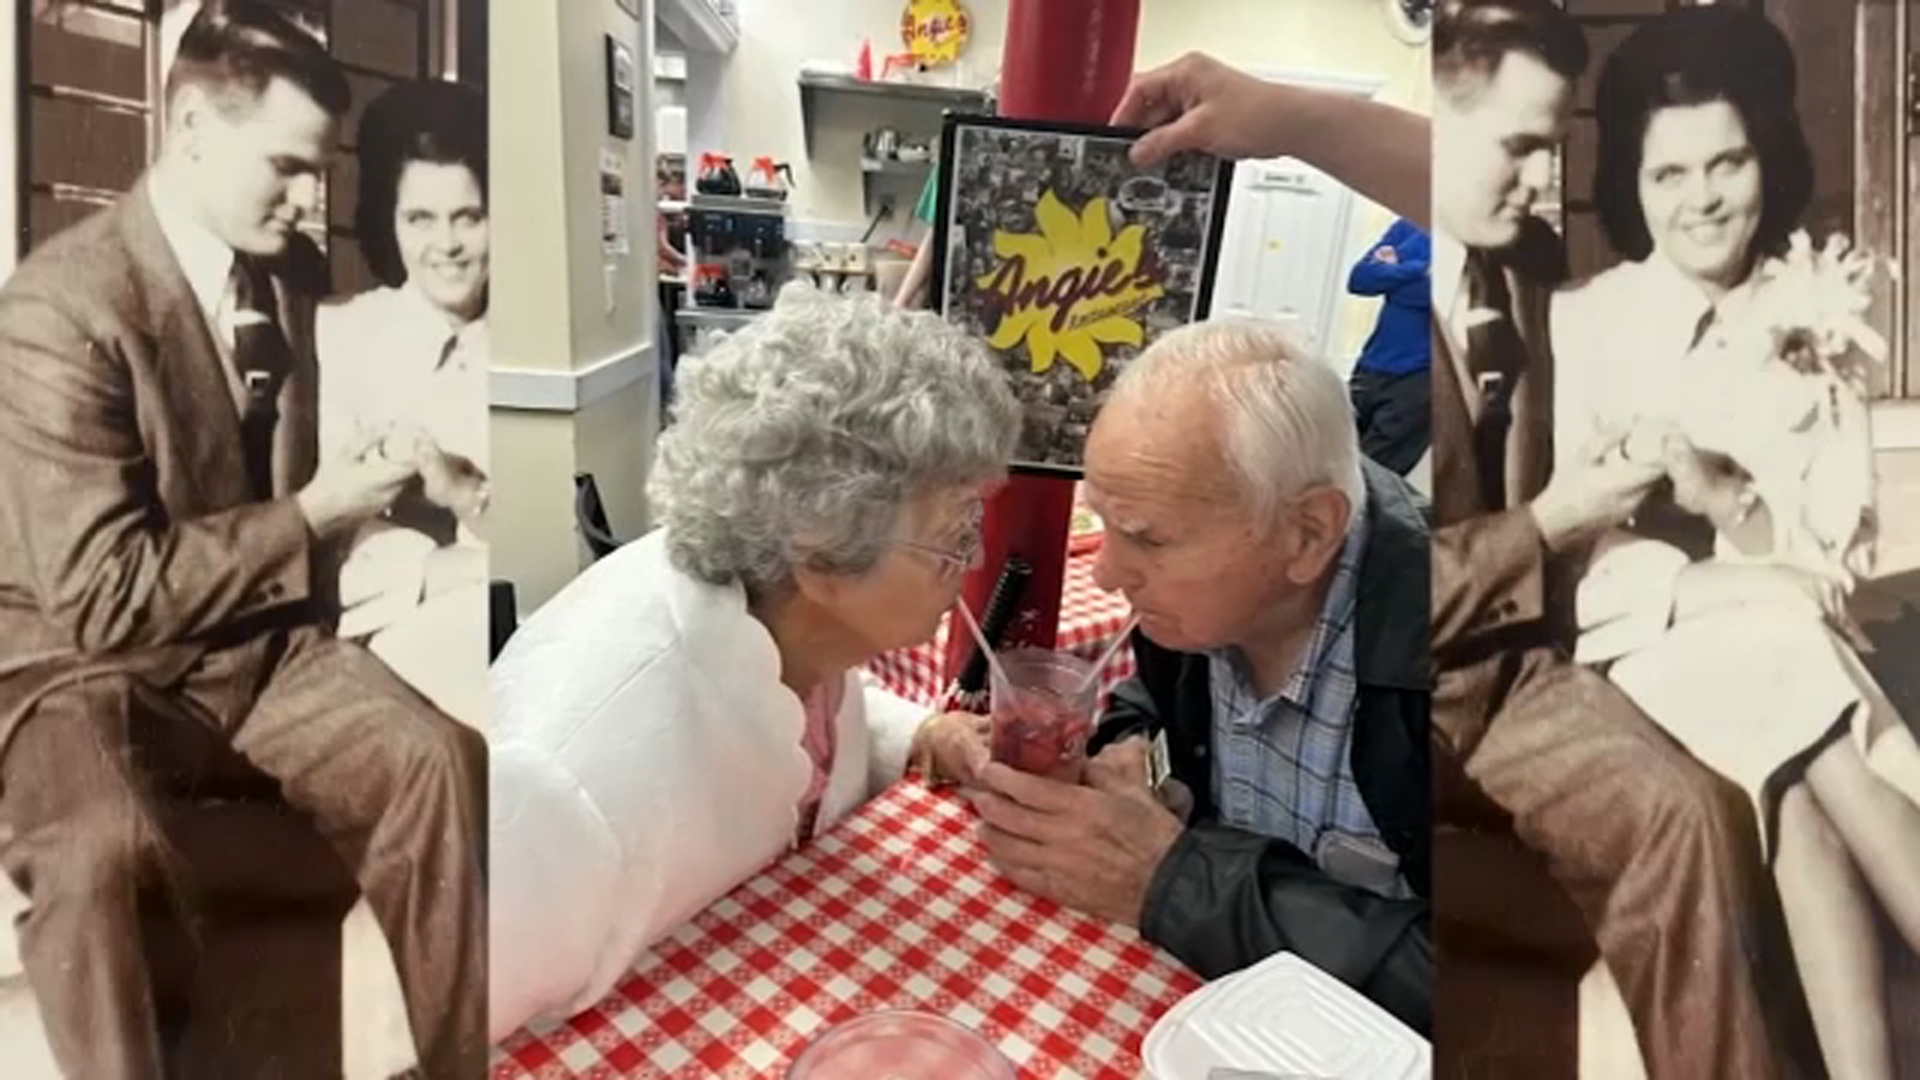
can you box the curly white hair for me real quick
[650,283,1021,596]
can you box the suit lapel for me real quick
[115,187,252,510]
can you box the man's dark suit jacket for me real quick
[1429,217,1567,716]
[1087,458,1432,1033]
[0,181,329,754]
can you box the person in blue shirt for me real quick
[1345,218,1431,475]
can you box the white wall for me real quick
[691,0,1429,360]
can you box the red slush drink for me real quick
[988,649,1098,782]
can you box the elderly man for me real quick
[968,318,1431,1031]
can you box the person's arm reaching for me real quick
[1113,53,1429,229]
[893,168,943,309]
[893,238,937,310]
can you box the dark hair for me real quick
[165,0,350,117]
[1592,6,1810,263]
[1434,0,1587,100]
[353,80,489,288]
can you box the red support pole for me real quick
[942,0,1141,682]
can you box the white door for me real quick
[1208,158,1357,356]
[1205,70,1383,361]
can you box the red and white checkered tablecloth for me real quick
[867,547,1136,710]
[492,780,1203,1079]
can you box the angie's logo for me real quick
[976,191,1166,380]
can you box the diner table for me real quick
[492,779,1204,1078]
[866,543,1137,711]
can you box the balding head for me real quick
[1106,319,1363,526]
[1084,319,1364,657]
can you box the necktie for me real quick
[1462,249,1525,511]
[231,256,292,501]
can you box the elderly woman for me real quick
[486,285,1021,1039]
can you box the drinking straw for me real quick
[1075,613,1140,697]
[953,596,1011,692]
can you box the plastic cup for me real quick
[988,648,1098,783]
[785,1010,1016,1080]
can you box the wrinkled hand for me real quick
[1087,736,1195,823]
[917,711,990,786]
[1111,52,1298,167]
[969,761,1184,927]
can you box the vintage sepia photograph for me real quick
[1432,1,1920,1078]
[0,0,489,1075]
[931,114,1231,473]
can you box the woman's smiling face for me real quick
[1637,100,1763,290]
[395,160,489,319]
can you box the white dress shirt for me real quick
[1431,228,1469,357]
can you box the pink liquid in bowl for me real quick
[785,1011,1016,1080]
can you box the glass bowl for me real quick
[785,1010,1017,1080]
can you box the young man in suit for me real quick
[0,3,484,1075]
[1428,2,1795,1075]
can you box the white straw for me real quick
[1076,613,1140,696]
[954,596,1011,690]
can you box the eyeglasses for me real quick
[886,501,986,580]
[889,536,984,579]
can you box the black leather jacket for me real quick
[1088,459,1432,1033]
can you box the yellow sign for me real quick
[900,0,971,68]
[976,191,1167,381]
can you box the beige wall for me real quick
[695,0,1428,360]
[488,0,659,612]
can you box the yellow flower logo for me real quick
[975,190,1166,381]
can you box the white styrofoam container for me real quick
[1142,952,1430,1080]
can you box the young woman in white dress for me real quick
[1550,10,1920,1076]
[317,81,490,729]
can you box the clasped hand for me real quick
[964,735,1185,928]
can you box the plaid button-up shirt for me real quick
[1206,507,1409,898]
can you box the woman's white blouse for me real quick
[485,530,929,1040]
[1551,256,1875,663]
[316,285,489,636]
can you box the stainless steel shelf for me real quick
[687,193,790,216]
[798,72,988,157]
